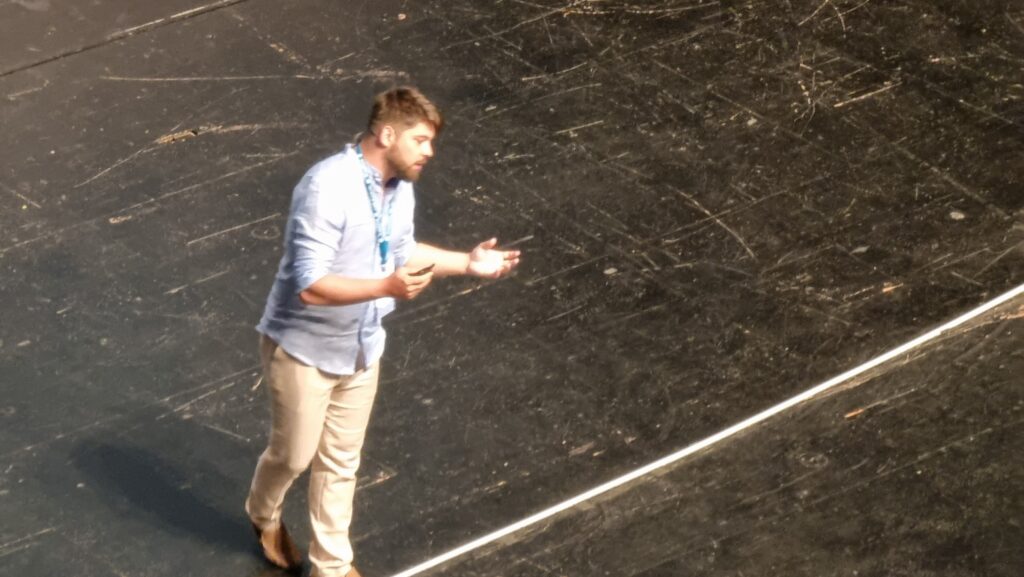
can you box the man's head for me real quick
[366,87,443,182]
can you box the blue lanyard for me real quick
[354,145,394,271]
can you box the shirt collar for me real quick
[353,145,400,191]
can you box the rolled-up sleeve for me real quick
[290,176,345,292]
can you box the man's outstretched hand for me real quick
[466,238,521,279]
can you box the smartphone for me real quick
[410,264,435,276]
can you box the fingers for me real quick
[397,267,433,283]
[499,249,521,276]
[467,244,521,279]
[501,259,519,276]
[408,272,432,299]
[393,267,433,300]
[407,271,433,289]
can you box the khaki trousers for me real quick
[246,335,379,577]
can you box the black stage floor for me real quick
[1,1,1022,576]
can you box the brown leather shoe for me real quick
[345,568,363,577]
[252,522,303,571]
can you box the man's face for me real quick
[386,121,436,182]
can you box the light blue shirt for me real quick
[257,144,416,375]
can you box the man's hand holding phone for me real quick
[410,264,435,276]
[386,264,435,300]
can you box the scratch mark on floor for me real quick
[798,0,833,27]
[658,192,784,245]
[442,7,566,50]
[389,282,500,321]
[116,154,296,216]
[846,117,1009,219]
[833,81,901,109]
[1,155,293,257]
[673,188,757,259]
[650,59,823,152]
[0,0,253,79]
[545,303,587,323]
[100,74,320,82]
[524,255,606,287]
[521,62,588,82]
[553,120,605,135]
[804,417,1024,509]
[501,234,535,249]
[165,269,231,295]
[4,79,50,101]
[0,527,57,558]
[0,181,41,209]
[75,146,159,188]
[734,468,827,507]
[568,1,720,18]
[159,123,307,142]
[976,241,1023,275]
[0,365,258,459]
[596,302,672,330]
[202,423,250,442]
[186,212,281,246]
[1005,10,1024,37]
[76,124,302,189]
[163,382,239,416]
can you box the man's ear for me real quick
[378,125,396,147]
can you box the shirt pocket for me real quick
[332,218,379,274]
[339,218,375,251]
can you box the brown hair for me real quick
[367,86,444,136]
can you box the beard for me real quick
[387,150,425,182]
[397,163,422,182]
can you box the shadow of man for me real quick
[71,440,257,559]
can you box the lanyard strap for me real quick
[354,145,394,271]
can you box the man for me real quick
[247,87,520,577]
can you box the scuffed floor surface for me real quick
[1,1,1022,575]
